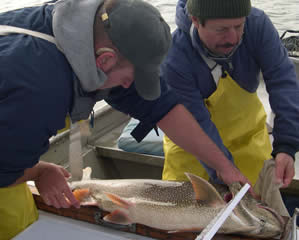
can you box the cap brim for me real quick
[134,67,161,101]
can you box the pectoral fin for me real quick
[103,192,133,225]
[103,209,132,225]
[72,188,98,206]
[73,188,90,202]
[104,192,133,209]
[185,172,225,207]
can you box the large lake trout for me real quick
[71,168,284,238]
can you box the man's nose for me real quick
[225,28,239,44]
[121,78,133,88]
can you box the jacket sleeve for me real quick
[253,10,299,159]
[0,35,72,187]
[104,79,179,141]
[159,30,234,179]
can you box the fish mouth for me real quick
[227,183,285,238]
[257,204,286,230]
[237,203,286,238]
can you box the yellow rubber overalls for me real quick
[0,25,70,240]
[163,35,272,185]
[0,183,38,240]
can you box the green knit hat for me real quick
[187,0,251,19]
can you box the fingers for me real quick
[42,195,51,206]
[34,163,80,208]
[237,176,258,199]
[281,165,294,188]
[248,186,259,199]
[61,167,71,178]
[218,168,259,199]
[41,191,61,208]
[48,195,61,209]
[275,153,295,188]
[63,187,80,208]
[275,163,284,185]
[41,188,79,208]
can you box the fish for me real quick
[70,167,285,239]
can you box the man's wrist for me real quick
[272,147,296,161]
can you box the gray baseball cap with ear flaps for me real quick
[52,0,171,101]
[100,0,172,100]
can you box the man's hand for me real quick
[275,152,295,188]
[217,165,257,198]
[34,162,80,209]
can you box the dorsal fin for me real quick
[185,172,225,206]
[82,167,92,180]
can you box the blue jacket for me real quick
[0,4,177,187]
[160,0,299,176]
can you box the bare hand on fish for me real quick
[274,152,295,188]
[216,163,258,199]
[34,162,80,209]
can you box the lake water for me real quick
[1,0,299,35]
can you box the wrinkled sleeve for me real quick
[254,12,299,159]
[104,79,179,141]
[0,70,49,187]
[0,36,72,187]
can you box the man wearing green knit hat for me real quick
[161,0,299,215]
[187,0,251,19]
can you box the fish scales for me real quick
[71,169,284,238]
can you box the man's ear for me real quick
[96,51,117,72]
[191,16,200,29]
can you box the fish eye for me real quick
[260,218,266,227]
[224,192,233,203]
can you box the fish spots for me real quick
[70,170,284,238]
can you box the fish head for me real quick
[185,173,284,237]
[228,182,285,238]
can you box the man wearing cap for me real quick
[0,0,254,238]
[161,0,298,191]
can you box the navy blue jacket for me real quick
[0,4,177,187]
[160,0,299,177]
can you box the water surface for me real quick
[1,0,298,34]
